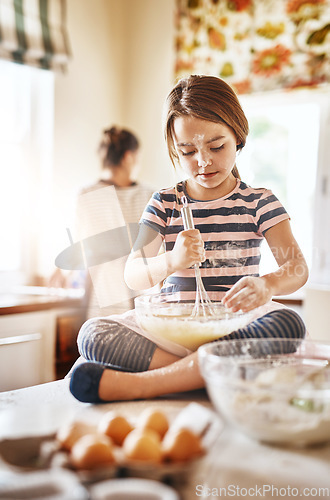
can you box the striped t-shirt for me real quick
[140,179,289,301]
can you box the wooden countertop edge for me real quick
[274,297,303,306]
[0,297,84,316]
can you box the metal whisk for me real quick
[181,196,215,317]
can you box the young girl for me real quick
[70,75,308,403]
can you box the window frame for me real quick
[237,87,330,281]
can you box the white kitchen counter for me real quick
[0,380,330,499]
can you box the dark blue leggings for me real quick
[77,308,306,372]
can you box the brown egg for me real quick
[70,434,115,470]
[123,428,162,463]
[137,408,169,439]
[98,412,133,446]
[163,428,204,462]
[56,420,96,451]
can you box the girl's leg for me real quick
[70,308,305,402]
[98,350,203,401]
[222,308,306,355]
[77,318,179,372]
[69,349,203,403]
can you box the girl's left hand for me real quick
[222,276,273,313]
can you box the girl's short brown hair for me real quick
[164,75,249,178]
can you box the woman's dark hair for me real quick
[163,75,249,179]
[98,126,139,168]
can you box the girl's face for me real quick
[173,116,239,200]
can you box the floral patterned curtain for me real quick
[174,0,330,93]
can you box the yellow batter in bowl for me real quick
[135,294,251,351]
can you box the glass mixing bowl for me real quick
[134,293,251,351]
[198,338,330,446]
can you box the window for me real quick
[0,59,54,290]
[237,89,326,280]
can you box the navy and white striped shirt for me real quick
[141,179,289,301]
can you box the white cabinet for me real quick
[0,311,57,392]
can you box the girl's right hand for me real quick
[168,229,205,272]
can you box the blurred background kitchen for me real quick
[0,0,329,391]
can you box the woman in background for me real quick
[51,126,154,319]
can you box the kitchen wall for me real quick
[120,0,177,189]
[51,0,176,260]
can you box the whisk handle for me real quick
[181,196,195,229]
[181,198,202,269]
[181,205,195,231]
